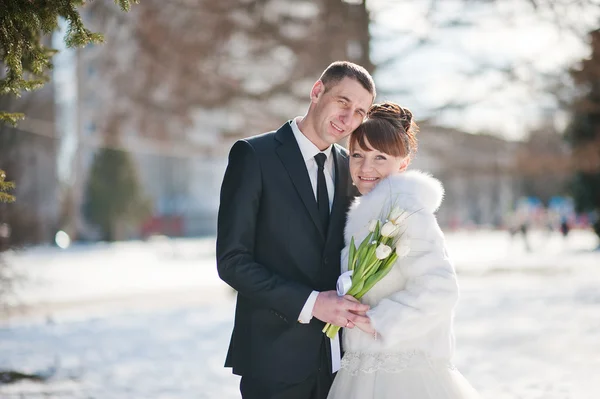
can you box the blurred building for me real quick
[515,125,571,204]
[412,123,523,229]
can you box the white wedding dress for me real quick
[327,171,481,399]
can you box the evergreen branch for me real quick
[115,0,139,12]
[0,170,15,203]
[0,112,25,126]
[0,0,138,114]
[0,192,15,203]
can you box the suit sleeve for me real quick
[216,140,313,323]
[367,211,459,345]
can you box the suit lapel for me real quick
[275,123,326,239]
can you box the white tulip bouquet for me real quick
[322,206,413,339]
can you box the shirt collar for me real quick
[290,117,333,162]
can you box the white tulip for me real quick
[394,212,409,225]
[375,244,392,260]
[367,219,378,232]
[389,207,402,222]
[396,239,411,258]
[380,222,400,238]
[390,207,408,225]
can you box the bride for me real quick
[327,102,481,399]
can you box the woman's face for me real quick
[349,137,409,195]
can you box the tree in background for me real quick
[83,148,151,241]
[567,28,600,240]
[372,0,600,114]
[0,0,138,124]
[82,0,372,143]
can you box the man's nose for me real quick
[338,109,352,125]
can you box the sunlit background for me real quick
[1,0,600,398]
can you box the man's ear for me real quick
[310,80,325,103]
[399,157,411,172]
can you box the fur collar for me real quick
[358,170,444,213]
[345,170,444,243]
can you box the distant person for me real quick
[560,215,570,238]
[507,210,531,252]
[519,221,531,252]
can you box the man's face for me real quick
[309,77,373,149]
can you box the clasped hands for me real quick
[313,291,376,335]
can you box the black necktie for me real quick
[314,153,329,232]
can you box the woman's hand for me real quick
[352,316,376,335]
[344,295,377,335]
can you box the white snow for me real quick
[1,229,599,398]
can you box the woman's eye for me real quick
[375,155,387,160]
[351,153,362,158]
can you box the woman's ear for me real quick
[398,157,411,172]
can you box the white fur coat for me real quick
[341,170,459,363]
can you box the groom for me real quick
[217,61,375,399]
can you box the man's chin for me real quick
[327,130,348,144]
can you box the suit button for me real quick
[323,257,329,265]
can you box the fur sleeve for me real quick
[366,211,459,345]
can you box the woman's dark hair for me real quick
[349,101,418,158]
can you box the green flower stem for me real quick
[346,279,364,297]
[355,253,397,298]
[356,244,377,278]
[348,236,356,271]
[321,252,399,339]
[322,217,402,339]
[360,258,382,281]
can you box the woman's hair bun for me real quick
[367,102,413,133]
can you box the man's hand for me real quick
[312,291,370,328]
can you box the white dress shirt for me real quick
[291,116,335,323]
[290,118,342,372]
[290,117,335,208]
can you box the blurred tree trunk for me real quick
[567,28,600,240]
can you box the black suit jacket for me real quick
[216,122,353,383]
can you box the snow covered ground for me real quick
[0,229,599,398]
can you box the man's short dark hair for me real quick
[319,61,376,98]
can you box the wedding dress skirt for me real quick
[327,350,481,399]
